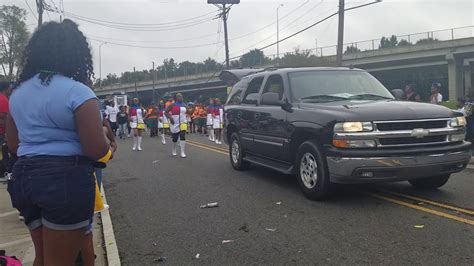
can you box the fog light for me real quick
[449,133,465,142]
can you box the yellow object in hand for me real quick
[98,149,112,163]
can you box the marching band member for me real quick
[165,93,188,158]
[207,98,215,141]
[129,98,145,151]
[158,100,167,145]
[213,98,224,145]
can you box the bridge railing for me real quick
[263,25,474,59]
[95,71,221,92]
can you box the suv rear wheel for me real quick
[408,174,450,189]
[296,141,331,201]
[229,132,251,170]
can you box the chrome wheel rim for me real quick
[231,140,240,164]
[300,153,318,189]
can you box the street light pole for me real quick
[152,61,156,104]
[277,4,284,60]
[336,0,345,67]
[99,42,107,90]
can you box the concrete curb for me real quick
[100,185,121,266]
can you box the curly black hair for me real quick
[19,19,94,85]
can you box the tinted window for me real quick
[262,74,284,100]
[226,79,249,105]
[289,70,394,101]
[242,77,264,105]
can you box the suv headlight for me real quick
[334,122,374,132]
[333,139,377,148]
[449,116,466,127]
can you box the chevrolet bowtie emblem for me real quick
[410,128,430,138]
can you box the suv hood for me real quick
[298,100,457,121]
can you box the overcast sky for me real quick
[6,0,474,78]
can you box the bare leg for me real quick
[80,233,95,266]
[43,227,85,266]
[31,227,44,266]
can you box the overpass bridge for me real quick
[94,72,227,103]
[96,27,474,102]
[342,37,474,100]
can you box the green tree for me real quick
[203,57,218,72]
[240,49,268,68]
[0,5,29,79]
[397,39,412,47]
[379,35,398,49]
[416,38,439,45]
[344,45,361,54]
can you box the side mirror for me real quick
[261,92,282,106]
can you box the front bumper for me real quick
[326,143,472,184]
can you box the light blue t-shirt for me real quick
[10,74,97,157]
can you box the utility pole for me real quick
[133,67,137,96]
[277,4,284,60]
[99,42,107,90]
[36,0,44,27]
[152,61,156,104]
[336,0,345,67]
[222,4,230,69]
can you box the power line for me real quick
[86,33,217,44]
[24,0,38,20]
[87,37,223,49]
[258,11,339,51]
[66,13,216,31]
[231,6,337,56]
[229,0,312,41]
[63,10,218,27]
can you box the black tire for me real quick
[408,175,450,189]
[229,132,250,170]
[295,141,331,201]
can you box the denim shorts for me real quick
[7,156,95,231]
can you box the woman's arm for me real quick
[165,105,174,124]
[6,114,19,154]
[75,99,110,160]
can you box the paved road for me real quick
[104,134,474,265]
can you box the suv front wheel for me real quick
[408,174,450,189]
[229,132,251,170]
[296,141,331,201]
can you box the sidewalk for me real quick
[0,182,106,266]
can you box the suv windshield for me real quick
[289,70,394,102]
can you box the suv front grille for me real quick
[379,135,447,146]
[376,120,448,131]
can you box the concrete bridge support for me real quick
[465,62,474,97]
[446,53,464,101]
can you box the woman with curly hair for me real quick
[6,19,112,265]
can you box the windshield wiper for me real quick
[300,95,348,102]
[348,93,393,100]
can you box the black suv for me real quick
[223,67,472,200]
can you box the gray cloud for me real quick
[7,0,474,77]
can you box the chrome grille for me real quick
[374,118,452,147]
[376,120,447,131]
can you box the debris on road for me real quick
[265,228,277,232]
[239,223,249,232]
[152,160,159,164]
[195,253,200,259]
[414,225,425,229]
[154,256,167,263]
[276,202,282,205]
[222,240,234,244]
[153,242,157,246]
[200,202,219,209]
